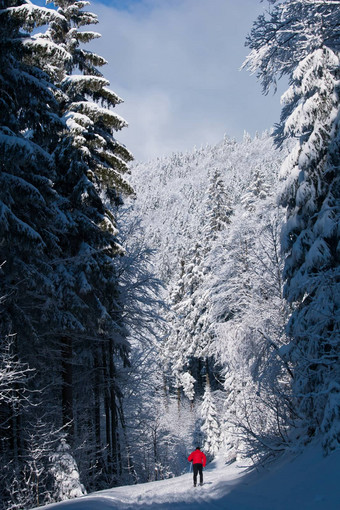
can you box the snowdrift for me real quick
[34,441,340,510]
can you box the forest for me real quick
[0,0,339,508]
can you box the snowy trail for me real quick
[34,458,250,510]
[34,444,340,510]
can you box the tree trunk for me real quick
[117,395,138,483]
[109,337,118,476]
[94,350,101,452]
[101,342,111,471]
[61,336,73,439]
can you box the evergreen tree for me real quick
[245,0,340,452]
[0,0,65,348]
[50,438,86,502]
[200,379,221,457]
[0,4,69,506]
[240,167,271,211]
[1,0,134,501]
[41,0,134,482]
[165,244,206,398]
[205,168,232,237]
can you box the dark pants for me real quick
[193,463,203,485]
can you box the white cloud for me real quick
[90,0,283,161]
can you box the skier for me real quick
[187,446,206,487]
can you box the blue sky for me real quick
[34,0,143,7]
[89,0,284,160]
[96,0,144,8]
[32,0,283,161]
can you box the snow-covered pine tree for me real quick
[36,0,135,485]
[205,168,232,238]
[0,0,64,343]
[240,167,271,211]
[50,438,86,502]
[1,0,134,499]
[45,0,133,194]
[0,3,71,505]
[245,0,340,452]
[280,46,340,452]
[200,378,221,457]
[164,244,206,399]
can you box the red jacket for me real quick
[188,449,206,466]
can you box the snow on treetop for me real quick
[66,6,98,26]
[3,2,64,28]
[78,49,107,67]
[97,149,128,169]
[100,215,118,236]
[75,1,91,7]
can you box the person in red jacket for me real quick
[187,446,207,487]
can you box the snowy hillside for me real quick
[34,442,339,510]
[119,131,293,468]
[127,131,283,282]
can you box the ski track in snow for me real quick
[34,444,340,510]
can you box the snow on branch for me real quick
[61,75,109,94]
[70,101,128,130]
[1,2,64,29]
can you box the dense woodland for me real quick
[0,0,340,508]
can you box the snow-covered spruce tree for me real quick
[50,438,86,501]
[164,244,206,400]
[205,168,232,239]
[200,377,221,457]
[36,0,134,487]
[0,0,64,358]
[244,0,340,452]
[1,0,133,499]
[0,2,72,507]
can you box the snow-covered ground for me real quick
[35,442,339,510]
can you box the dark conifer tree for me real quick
[38,0,134,484]
[1,0,134,502]
[0,0,69,506]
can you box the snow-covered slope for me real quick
[127,132,282,282]
[34,442,339,510]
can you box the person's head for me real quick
[196,446,200,450]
